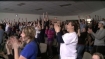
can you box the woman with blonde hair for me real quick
[10,26,38,59]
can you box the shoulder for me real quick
[21,41,38,54]
[63,32,77,38]
[64,32,77,36]
[20,41,38,59]
[24,41,37,52]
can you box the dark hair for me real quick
[66,20,78,33]
[88,25,92,29]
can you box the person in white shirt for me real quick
[35,26,40,38]
[54,21,78,59]
[5,22,9,32]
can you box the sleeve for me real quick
[62,33,76,45]
[91,34,95,40]
[91,30,105,40]
[20,45,36,59]
[56,32,64,43]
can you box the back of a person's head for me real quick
[92,52,104,59]
[22,26,35,40]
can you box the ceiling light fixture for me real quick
[17,3,26,6]
[16,14,18,17]
[35,8,43,11]
[59,4,71,7]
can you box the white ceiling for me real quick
[0,1,105,16]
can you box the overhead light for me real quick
[4,8,9,10]
[16,14,18,17]
[17,3,25,6]
[35,8,43,11]
[59,4,71,7]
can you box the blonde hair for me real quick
[22,26,35,41]
[93,52,104,59]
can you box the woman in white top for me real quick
[54,21,78,59]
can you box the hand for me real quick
[6,40,12,50]
[78,29,80,32]
[54,23,61,33]
[10,37,19,49]
[6,40,13,54]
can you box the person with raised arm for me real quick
[44,12,49,29]
[54,21,78,59]
[78,16,86,32]
[37,17,45,43]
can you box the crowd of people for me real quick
[0,12,105,59]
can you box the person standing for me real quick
[88,21,105,56]
[54,21,78,59]
[77,27,87,59]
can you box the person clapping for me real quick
[54,21,78,59]
[6,26,38,59]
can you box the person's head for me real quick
[49,24,53,29]
[81,19,85,24]
[92,53,104,59]
[46,26,48,29]
[66,21,78,33]
[38,25,42,31]
[98,21,105,29]
[21,26,35,43]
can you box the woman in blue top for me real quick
[11,26,38,59]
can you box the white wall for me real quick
[0,12,64,22]
[63,15,89,20]
[89,8,105,19]
[0,13,40,22]
[63,15,78,20]
[63,8,105,20]
[49,15,64,21]
[0,12,83,22]
[0,8,105,22]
